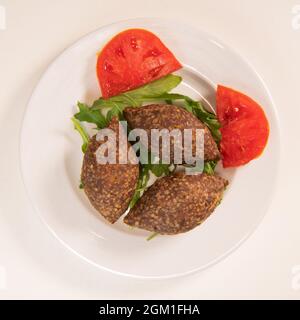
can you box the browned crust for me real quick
[124,172,228,234]
[81,117,139,223]
[124,104,220,162]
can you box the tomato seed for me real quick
[130,37,139,50]
[115,47,125,58]
[143,48,161,59]
[104,62,113,72]
[148,65,164,77]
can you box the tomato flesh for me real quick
[216,85,269,168]
[97,29,182,98]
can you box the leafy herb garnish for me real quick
[146,232,159,241]
[91,74,182,110]
[71,117,90,153]
[129,160,172,208]
[76,74,182,124]
[183,97,221,143]
[74,102,108,129]
[79,181,84,189]
[203,160,218,175]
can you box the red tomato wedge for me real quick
[97,29,182,98]
[216,85,269,168]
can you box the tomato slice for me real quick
[97,29,182,98]
[216,85,269,168]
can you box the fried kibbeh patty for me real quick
[124,104,220,163]
[81,117,139,223]
[124,172,228,234]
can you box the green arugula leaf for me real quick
[79,181,84,189]
[186,100,221,143]
[71,117,89,153]
[129,160,172,208]
[90,74,182,111]
[129,166,150,208]
[106,103,125,122]
[74,102,108,129]
[203,160,218,175]
[146,232,159,241]
[144,162,171,177]
[123,74,182,100]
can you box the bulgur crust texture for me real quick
[81,117,139,223]
[124,104,220,163]
[124,172,228,234]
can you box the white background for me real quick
[0,0,299,299]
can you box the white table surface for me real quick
[0,0,299,299]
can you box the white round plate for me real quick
[20,18,280,279]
